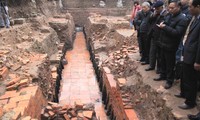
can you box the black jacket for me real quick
[181,5,192,23]
[158,11,188,51]
[184,17,200,64]
[148,9,168,42]
[134,10,152,33]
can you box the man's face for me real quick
[189,0,199,16]
[142,5,150,12]
[181,0,188,5]
[168,2,180,14]
[155,6,163,14]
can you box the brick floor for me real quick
[59,32,108,120]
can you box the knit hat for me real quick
[153,1,164,8]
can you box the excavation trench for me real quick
[55,27,108,119]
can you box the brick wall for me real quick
[100,67,138,120]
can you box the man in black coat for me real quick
[176,0,192,63]
[134,2,152,64]
[178,0,200,110]
[155,0,188,89]
[145,1,168,72]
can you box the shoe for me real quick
[153,77,166,81]
[174,94,185,98]
[0,26,4,28]
[164,83,172,89]
[145,67,154,71]
[178,103,195,110]
[141,62,149,65]
[6,26,10,28]
[188,112,200,120]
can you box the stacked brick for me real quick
[0,86,46,120]
[6,77,29,91]
[41,102,97,120]
[101,67,138,120]
[102,45,137,78]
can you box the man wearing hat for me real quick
[145,1,168,73]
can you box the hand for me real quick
[194,63,200,71]
[156,21,166,28]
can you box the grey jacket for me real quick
[134,10,152,33]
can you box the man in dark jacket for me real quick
[134,2,152,64]
[178,0,200,110]
[175,0,192,63]
[155,0,188,89]
[145,1,168,72]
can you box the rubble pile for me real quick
[0,12,75,119]
[41,102,98,120]
[102,45,137,77]
[117,78,134,109]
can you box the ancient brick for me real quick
[6,82,19,91]
[0,107,3,118]
[9,94,31,103]
[18,84,29,90]
[18,100,29,109]
[77,112,84,118]
[106,74,116,88]
[52,72,57,79]
[83,111,93,119]
[0,90,18,100]
[14,18,25,25]
[51,66,57,72]
[125,109,138,120]
[75,101,83,109]
[117,78,126,85]
[0,99,8,105]
[6,77,20,87]
[57,110,67,115]
[3,102,17,111]
[52,104,62,110]
[0,66,9,80]
[71,117,78,120]
[102,67,111,74]
[68,110,77,117]
[19,79,29,87]
[46,105,53,111]
[63,113,70,120]
[22,116,31,120]
[19,86,38,96]
[62,105,69,110]
[48,111,55,117]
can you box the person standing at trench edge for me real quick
[145,1,168,72]
[0,0,10,28]
[134,2,152,64]
[178,0,200,110]
[155,0,187,89]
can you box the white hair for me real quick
[142,2,150,8]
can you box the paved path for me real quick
[59,32,108,120]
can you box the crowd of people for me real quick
[0,0,10,28]
[131,0,200,114]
